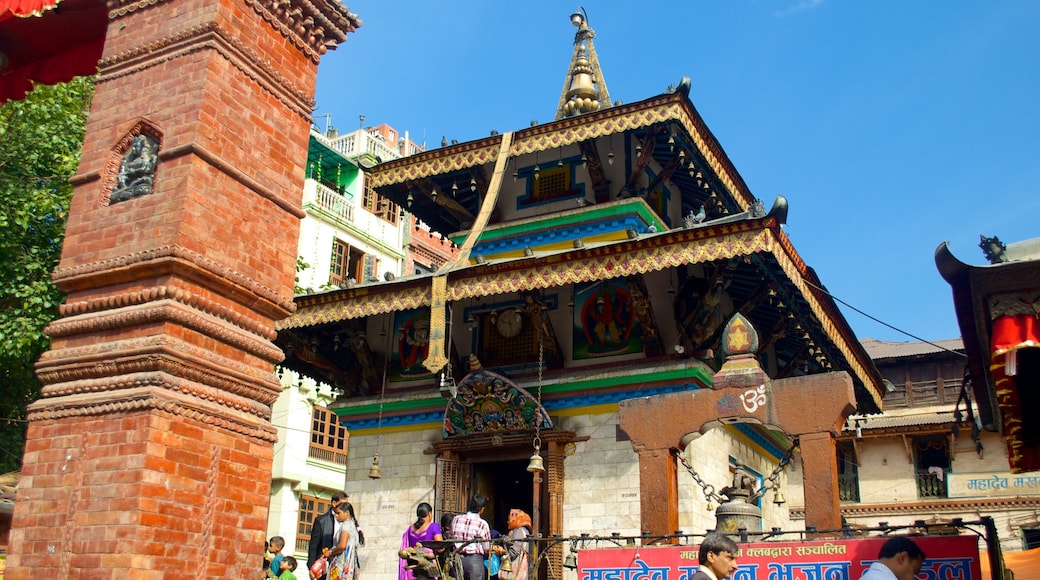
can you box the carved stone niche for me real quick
[105,120,163,205]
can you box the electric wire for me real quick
[801,277,967,358]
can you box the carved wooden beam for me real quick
[624,125,666,192]
[578,139,611,203]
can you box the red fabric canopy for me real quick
[0,0,107,103]
[0,0,61,20]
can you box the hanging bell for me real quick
[773,485,786,506]
[499,554,513,573]
[526,442,545,473]
[563,551,578,570]
[368,453,382,479]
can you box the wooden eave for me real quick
[278,215,883,407]
[366,89,758,236]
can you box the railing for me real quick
[328,130,401,162]
[916,469,948,498]
[838,473,860,502]
[308,445,347,465]
[314,182,354,223]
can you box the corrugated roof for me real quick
[845,404,959,432]
[860,337,963,360]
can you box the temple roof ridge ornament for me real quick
[555,7,611,120]
[711,313,769,390]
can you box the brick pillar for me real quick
[5,0,358,578]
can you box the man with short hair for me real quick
[860,536,926,580]
[450,493,492,580]
[308,491,349,580]
[689,533,740,580]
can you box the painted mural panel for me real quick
[394,308,433,380]
[573,279,643,359]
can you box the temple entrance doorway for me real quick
[471,458,540,536]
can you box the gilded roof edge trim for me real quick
[770,246,882,409]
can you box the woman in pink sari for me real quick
[399,502,444,580]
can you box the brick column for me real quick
[5,0,358,578]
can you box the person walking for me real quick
[326,502,361,580]
[308,491,348,580]
[399,502,444,580]
[688,534,739,580]
[450,493,492,580]
[859,537,925,580]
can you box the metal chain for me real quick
[675,450,724,505]
[534,333,543,446]
[749,440,799,502]
[675,439,800,505]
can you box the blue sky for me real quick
[313,1,1040,344]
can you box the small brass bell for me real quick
[563,548,578,570]
[368,453,382,479]
[773,485,786,506]
[526,442,545,473]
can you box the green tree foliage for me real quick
[0,78,94,472]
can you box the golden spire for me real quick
[555,7,612,120]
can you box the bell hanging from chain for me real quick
[563,542,578,569]
[368,452,382,479]
[772,482,786,506]
[526,438,545,472]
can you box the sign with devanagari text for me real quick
[577,534,981,580]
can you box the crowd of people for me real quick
[265,492,924,580]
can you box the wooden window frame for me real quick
[309,406,347,465]
[296,494,333,553]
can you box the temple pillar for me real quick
[636,447,679,539]
[798,432,842,533]
[5,0,358,578]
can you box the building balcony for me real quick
[838,473,860,502]
[324,129,401,164]
[916,469,948,498]
[313,181,354,223]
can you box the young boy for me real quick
[279,555,299,580]
[267,536,286,579]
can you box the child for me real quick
[267,536,286,579]
[280,555,299,580]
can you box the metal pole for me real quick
[982,516,1005,580]
[531,471,542,578]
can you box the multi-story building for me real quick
[267,122,455,557]
[786,337,1040,554]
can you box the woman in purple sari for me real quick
[399,502,444,580]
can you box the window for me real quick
[329,240,365,288]
[837,442,859,502]
[361,178,398,224]
[330,240,347,287]
[296,494,333,552]
[309,406,346,465]
[518,163,582,208]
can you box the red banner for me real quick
[577,535,982,580]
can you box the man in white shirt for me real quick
[688,533,739,580]
[859,536,925,580]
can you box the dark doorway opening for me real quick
[473,458,535,535]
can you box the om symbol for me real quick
[740,385,767,413]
